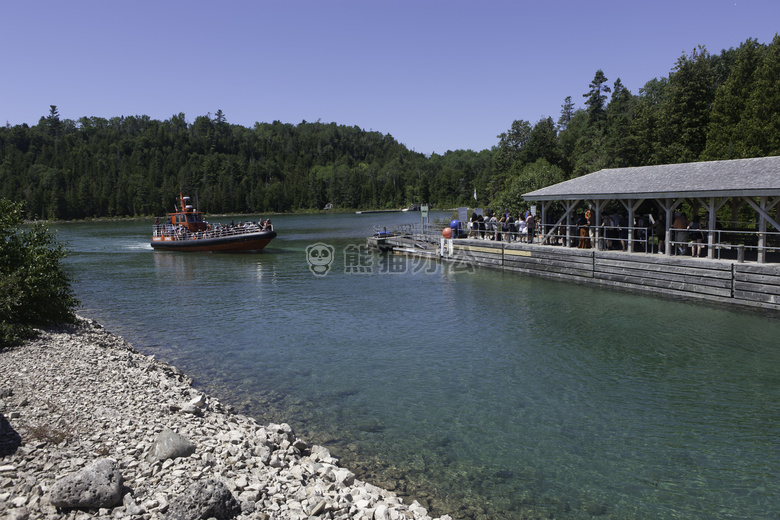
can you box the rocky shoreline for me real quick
[0,317,451,520]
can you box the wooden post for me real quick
[758,196,767,264]
[627,200,634,253]
[594,203,601,251]
[707,197,716,260]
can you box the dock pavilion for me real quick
[522,156,780,264]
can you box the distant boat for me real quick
[151,193,276,252]
[357,204,423,214]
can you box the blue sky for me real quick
[1,0,778,155]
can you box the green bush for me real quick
[0,199,79,348]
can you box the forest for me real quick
[1,35,778,220]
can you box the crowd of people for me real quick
[464,208,711,257]
[153,218,273,240]
[468,210,537,243]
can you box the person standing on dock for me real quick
[672,212,690,255]
[585,208,596,249]
[688,215,704,257]
[653,213,665,253]
[525,211,536,244]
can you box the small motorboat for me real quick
[151,194,276,252]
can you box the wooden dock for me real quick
[368,235,780,311]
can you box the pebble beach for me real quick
[0,317,451,520]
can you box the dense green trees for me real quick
[490,35,780,213]
[1,36,778,220]
[0,115,450,218]
[0,199,78,347]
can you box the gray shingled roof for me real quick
[523,156,780,201]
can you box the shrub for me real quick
[0,199,79,348]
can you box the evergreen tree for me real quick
[658,46,715,162]
[583,70,611,126]
[704,39,765,159]
[605,78,636,167]
[572,70,612,175]
[524,117,561,167]
[557,96,575,132]
[630,77,668,165]
[741,34,780,156]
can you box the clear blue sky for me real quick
[1,0,778,155]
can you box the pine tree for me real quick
[742,34,780,156]
[704,39,764,159]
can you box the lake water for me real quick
[53,212,780,519]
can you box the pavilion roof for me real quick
[523,156,780,201]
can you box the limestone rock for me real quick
[166,478,240,520]
[48,458,124,509]
[147,428,195,462]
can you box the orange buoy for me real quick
[442,227,453,239]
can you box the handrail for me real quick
[414,221,780,262]
[669,228,780,259]
[153,222,273,242]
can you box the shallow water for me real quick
[55,213,780,519]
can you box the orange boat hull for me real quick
[151,230,276,252]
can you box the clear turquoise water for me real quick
[54,213,780,519]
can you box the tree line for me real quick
[1,35,778,220]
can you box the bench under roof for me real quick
[523,156,780,201]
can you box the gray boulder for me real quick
[49,458,123,509]
[146,428,195,463]
[166,479,240,520]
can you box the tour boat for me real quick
[151,194,276,252]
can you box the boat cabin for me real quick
[169,194,207,232]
